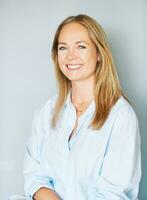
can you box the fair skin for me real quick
[34,22,99,200]
[58,22,99,109]
[33,187,61,200]
[58,22,99,137]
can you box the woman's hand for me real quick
[33,187,61,200]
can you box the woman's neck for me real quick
[71,79,95,104]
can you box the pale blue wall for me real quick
[0,0,146,199]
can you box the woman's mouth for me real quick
[66,64,82,70]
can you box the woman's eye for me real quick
[78,45,86,49]
[58,46,66,51]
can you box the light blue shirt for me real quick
[23,92,141,200]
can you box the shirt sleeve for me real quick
[23,107,55,200]
[93,105,141,200]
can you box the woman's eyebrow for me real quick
[76,41,89,45]
[58,42,67,45]
[58,41,90,46]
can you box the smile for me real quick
[66,64,82,70]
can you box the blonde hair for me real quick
[51,14,123,129]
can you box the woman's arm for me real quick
[23,102,60,199]
[92,105,141,199]
[33,187,61,200]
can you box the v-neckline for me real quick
[68,116,78,143]
[66,104,95,154]
[63,92,96,154]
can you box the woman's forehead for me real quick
[58,23,92,44]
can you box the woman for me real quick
[23,14,141,200]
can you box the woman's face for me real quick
[57,22,99,83]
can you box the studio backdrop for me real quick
[0,0,146,199]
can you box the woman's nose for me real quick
[67,48,77,60]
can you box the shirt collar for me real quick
[64,90,96,117]
[64,90,72,107]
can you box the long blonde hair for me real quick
[51,14,123,129]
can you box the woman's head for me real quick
[57,22,100,84]
[51,14,122,129]
[52,14,117,86]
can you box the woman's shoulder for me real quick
[44,94,58,111]
[110,95,138,123]
[33,94,58,121]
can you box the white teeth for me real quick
[67,64,81,69]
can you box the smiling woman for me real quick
[23,14,141,200]
[57,22,99,83]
